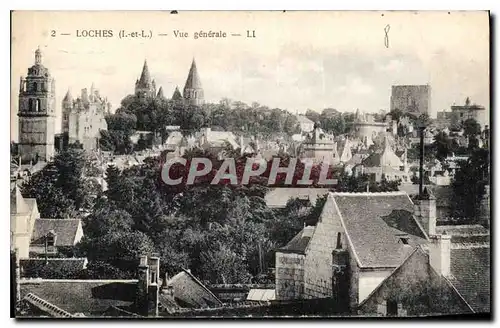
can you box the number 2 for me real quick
[51,30,56,37]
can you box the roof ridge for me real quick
[331,191,408,197]
[38,218,81,221]
[21,257,88,261]
[20,279,138,283]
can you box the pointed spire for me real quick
[172,86,182,101]
[63,88,73,103]
[90,82,95,93]
[138,60,151,85]
[184,58,202,90]
[35,46,42,65]
[157,86,164,98]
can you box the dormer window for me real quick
[400,237,409,245]
[46,235,55,247]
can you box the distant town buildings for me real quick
[17,47,56,163]
[390,85,431,116]
[300,123,337,164]
[61,85,109,151]
[450,97,488,129]
[352,109,388,148]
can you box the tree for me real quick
[83,207,134,239]
[388,108,404,122]
[451,148,489,220]
[305,109,320,124]
[20,148,93,218]
[200,243,252,284]
[462,118,481,138]
[433,131,452,161]
[20,168,77,218]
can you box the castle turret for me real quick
[183,58,204,106]
[156,86,164,99]
[62,89,73,105]
[61,89,73,134]
[172,86,183,102]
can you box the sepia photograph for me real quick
[9,10,491,319]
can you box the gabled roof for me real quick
[361,136,403,168]
[448,246,490,313]
[20,258,88,279]
[264,188,330,208]
[20,279,138,316]
[278,226,315,254]
[31,219,82,246]
[358,246,474,315]
[436,225,490,244]
[11,184,30,215]
[183,59,202,90]
[168,269,223,308]
[331,192,428,268]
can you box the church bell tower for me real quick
[18,47,56,163]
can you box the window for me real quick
[33,82,38,92]
[387,300,398,316]
[400,237,409,245]
[46,235,55,247]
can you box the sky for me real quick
[10,11,489,140]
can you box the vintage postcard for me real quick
[10,11,490,319]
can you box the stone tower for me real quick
[61,89,73,134]
[135,60,156,98]
[18,47,56,163]
[183,59,204,106]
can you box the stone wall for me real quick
[275,252,305,300]
[390,85,430,116]
[303,195,345,299]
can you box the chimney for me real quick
[240,135,244,156]
[136,255,149,316]
[332,232,350,313]
[414,187,437,236]
[429,233,451,277]
[148,256,160,317]
[418,124,425,197]
[302,225,315,238]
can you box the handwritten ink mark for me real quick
[384,24,390,48]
